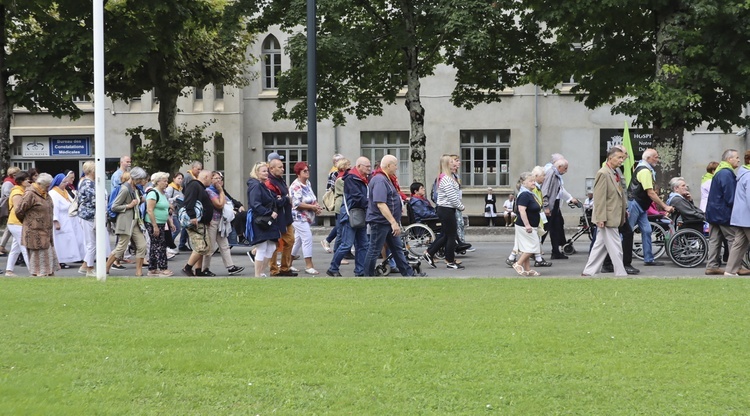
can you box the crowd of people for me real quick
[3,146,749,278]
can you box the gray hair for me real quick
[150,171,169,183]
[550,153,564,163]
[722,149,738,161]
[129,167,148,180]
[36,172,53,187]
[531,165,545,179]
[516,171,533,191]
[332,153,344,164]
[669,177,685,191]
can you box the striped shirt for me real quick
[436,174,464,210]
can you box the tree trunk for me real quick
[404,54,426,184]
[156,87,180,172]
[401,4,426,184]
[652,3,686,195]
[0,6,12,176]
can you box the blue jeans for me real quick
[329,221,369,275]
[365,223,415,276]
[627,200,653,262]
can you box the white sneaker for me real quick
[321,240,332,253]
[290,266,299,272]
[724,272,739,276]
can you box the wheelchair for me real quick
[401,202,441,258]
[632,215,708,268]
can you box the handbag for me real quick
[68,192,80,217]
[322,188,336,211]
[343,192,366,229]
[252,201,276,231]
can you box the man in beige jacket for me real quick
[582,147,628,276]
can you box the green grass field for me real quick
[2,277,749,415]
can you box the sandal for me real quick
[160,270,174,277]
[524,270,540,276]
[512,262,525,276]
[305,268,320,275]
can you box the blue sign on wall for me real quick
[50,137,91,156]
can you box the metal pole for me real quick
[306,0,317,195]
[93,0,107,281]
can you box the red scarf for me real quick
[350,167,369,185]
[372,167,407,200]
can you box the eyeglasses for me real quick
[301,169,309,173]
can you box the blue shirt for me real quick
[366,172,402,225]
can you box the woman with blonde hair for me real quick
[77,161,98,276]
[423,154,465,269]
[15,173,59,276]
[247,162,281,276]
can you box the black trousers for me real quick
[548,200,566,256]
[427,206,458,263]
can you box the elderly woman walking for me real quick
[106,167,149,276]
[49,172,85,268]
[15,173,59,276]
[76,161,99,276]
[145,171,175,276]
[290,161,323,275]
[512,172,543,276]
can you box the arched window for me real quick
[262,35,281,89]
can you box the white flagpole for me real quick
[93,0,107,281]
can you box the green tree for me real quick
[129,121,216,175]
[256,0,529,183]
[0,1,92,173]
[104,0,256,167]
[455,0,750,189]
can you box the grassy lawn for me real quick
[1,277,749,415]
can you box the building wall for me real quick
[10,30,749,219]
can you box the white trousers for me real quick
[292,220,313,258]
[5,224,29,272]
[582,226,626,276]
[255,240,278,261]
[82,220,96,266]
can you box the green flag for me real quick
[622,122,635,187]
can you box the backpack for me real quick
[178,200,203,228]
[139,189,160,219]
[430,177,439,203]
[106,184,122,222]
[67,191,80,217]
[322,187,336,211]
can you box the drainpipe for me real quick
[334,124,339,153]
[534,85,539,166]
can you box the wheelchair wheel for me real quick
[402,223,436,257]
[632,222,667,260]
[375,262,390,276]
[562,243,576,255]
[667,228,707,268]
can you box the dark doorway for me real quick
[34,160,81,179]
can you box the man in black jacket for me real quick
[181,170,215,276]
[266,158,297,276]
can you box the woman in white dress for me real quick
[49,172,85,268]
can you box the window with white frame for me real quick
[361,131,411,185]
[263,132,307,184]
[459,130,510,187]
[262,35,282,90]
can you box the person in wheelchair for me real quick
[666,177,705,232]
[409,182,439,224]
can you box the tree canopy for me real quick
[103,0,257,170]
[256,0,529,183]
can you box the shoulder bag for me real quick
[343,192,366,229]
